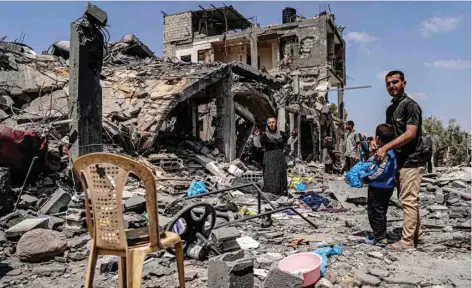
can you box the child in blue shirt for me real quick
[361,124,397,247]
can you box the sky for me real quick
[0,1,470,135]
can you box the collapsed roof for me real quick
[0,34,292,153]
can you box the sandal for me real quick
[387,241,416,251]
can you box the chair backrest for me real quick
[73,153,159,250]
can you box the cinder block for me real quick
[208,250,254,288]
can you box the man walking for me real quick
[343,120,360,172]
[375,70,424,251]
[422,132,433,173]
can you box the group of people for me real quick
[252,70,426,251]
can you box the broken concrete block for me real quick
[124,195,146,213]
[0,211,27,229]
[315,278,334,288]
[5,218,49,239]
[451,180,467,189]
[256,253,284,269]
[355,270,381,286]
[211,148,220,156]
[19,194,38,208]
[208,250,254,288]
[99,255,119,274]
[85,2,108,26]
[39,188,72,215]
[229,165,244,176]
[262,267,304,288]
[195,155,227,179]
[383,274,422,286]
[434,193,446,204]
[449,207,470,219]
[200,146,211,156]
[17,229,67,262]
[427,205,448,212]
[210,227,241,253]
[67,234,91,249]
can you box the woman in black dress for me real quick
[253,117,298,196]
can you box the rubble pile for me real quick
[0,155,470,287]
[0,34,470,288]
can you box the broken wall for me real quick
[292,17,328,68]
[163,12,193,59]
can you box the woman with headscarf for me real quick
[253,117,298,196]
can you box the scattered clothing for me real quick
[313,244,344,276]
[298,192,330,210]
[318,207,350,213]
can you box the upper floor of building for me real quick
[162,6,346,86]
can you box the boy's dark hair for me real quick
[376,124,395,143]
[346,120,354,127]
[385,70,405,81]
[367,136,374,141]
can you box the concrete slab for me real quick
[5,218,49,239]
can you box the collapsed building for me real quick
[163,6,347,160]
[0,4,471,288]
[0,6,347,169]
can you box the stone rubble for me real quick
[0,24,471,288]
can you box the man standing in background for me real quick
[422,132,433,173]
[343,120,360,172]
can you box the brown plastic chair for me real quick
[73,152,185,288]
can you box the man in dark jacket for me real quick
[376,70,424,251]
[422,132,433,173]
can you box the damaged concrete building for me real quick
[0,6,347,178]
[163,6,347,160]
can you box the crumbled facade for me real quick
[163,6,347,159]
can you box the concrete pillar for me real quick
[271,42,277,70]
[276,39,281,66]
[214,75,236,162]
[277,108,286,132]
[68,3,107,159]
[337,84,344,121]
[297,111,302,159]
[250,33,258,69]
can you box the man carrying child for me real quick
[361,124,397,247]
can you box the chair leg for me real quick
[85,243,98,288]
[126,249,146,288]
[118,256,127,288]
[175,241,185,288]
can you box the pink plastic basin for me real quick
[278,252,322,287]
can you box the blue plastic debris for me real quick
[345,161,371,188]
[313,244,344,276]
[296,183,308,192]
[187,181,207,196]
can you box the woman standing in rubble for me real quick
[253,117,298,196]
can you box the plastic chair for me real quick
[73,153,185,288]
